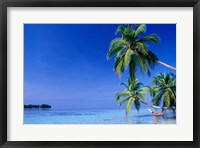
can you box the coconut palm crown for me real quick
[107,24,160,81]
[150,73,176,113]
[115,78,146,115]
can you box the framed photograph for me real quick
[0,0,199,147]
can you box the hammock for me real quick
[148,109,163,117]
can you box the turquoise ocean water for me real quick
[24,107,176,124]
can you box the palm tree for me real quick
[107,24,176,81]
[116,78,161,115]
[149,73,176,114]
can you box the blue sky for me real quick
[24,24,176,109]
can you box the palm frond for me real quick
[115,25,127,35]
[115,91,131,101]
[136,90,145,100]
[139,34,160,44]
[107,45,126,59]
[109,38,127,49]
[123,48,134,69]
[126,97,134,115]
[146,86,157,98]
[166,88,176,100]
[117,46,127,57]
[115,58,125,76]
[134,99,140,112]
[152,90,165,106]
[114,54,125,76]
[164,73,171,84]
[134,52,149,74]
[120,82,129,89]
[168,77,176,87]
[133,81,144,91]
[118,96,131,106]
[163,91,171,107]
[134,24,146,39]
[147,49,158,60]
[135,42,148,55]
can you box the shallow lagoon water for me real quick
[24,108,176,124]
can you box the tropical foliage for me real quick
[149,73,176,114]
[107,24,176,116]
[107,24,160,81]
[116,78,146,115]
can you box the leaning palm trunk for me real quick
[156,60,176,71]
[162,108,167,115]
[138,99,161,109]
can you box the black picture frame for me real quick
[0,0,199,148]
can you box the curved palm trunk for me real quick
[138,99,161,109]
[156,60,176,71]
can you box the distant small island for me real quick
[24,104,52,109]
